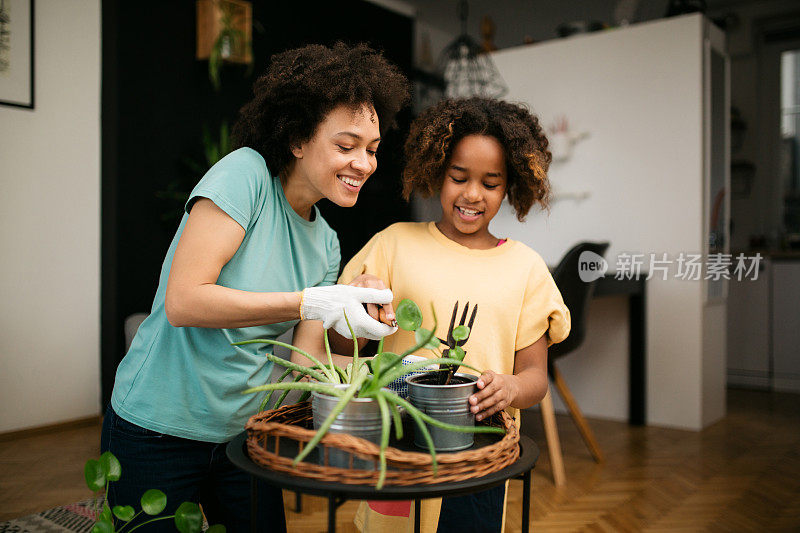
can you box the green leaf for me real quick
[395,299,422,331]
[112,505,135,522]
[91,516,115,533]
[99,503,112,523]
[370,352,402,377]
[100,451,121,481]
[140,489,167,515]
[452,325,470,342]
[451,346,466,362]
[174,502,204,533]
[84,459,105,492]
[415,328,440,350]
[206,525,227,533]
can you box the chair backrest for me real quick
[549,241,610,362]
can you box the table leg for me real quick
[521,470,531,533]
[414,499,421,533]
[629,287,646,425]
[328,495,337,533]
[250,476,257,533]
[294,491,302,513]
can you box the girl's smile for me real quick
[436,134,508,249]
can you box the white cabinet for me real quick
[727,260,770,388]
[727,258,800,392]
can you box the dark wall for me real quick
[101,0,414,407]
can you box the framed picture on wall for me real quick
[0,0,34,109]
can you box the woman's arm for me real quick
[468,334,549,421]
[165,198,301,328]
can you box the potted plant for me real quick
[233,299,504,489]
[84,451,225,533]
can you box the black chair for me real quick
[539,241,609,485]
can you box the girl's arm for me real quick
[468,334,549,421]
[165,198,302,328]
[290,319,363,369]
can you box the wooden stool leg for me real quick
[539,387,566,486]
[551,364,605,463]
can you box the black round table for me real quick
[226,431,539,533]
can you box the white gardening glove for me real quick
[300,285,397,340]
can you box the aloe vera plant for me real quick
[235,299,504,489]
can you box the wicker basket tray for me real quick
[244,401,520,486]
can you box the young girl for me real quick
[101,43,407,532]
[336,97,571,533]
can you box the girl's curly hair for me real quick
[232,42,410,175]
[402,97,552,221]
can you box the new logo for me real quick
[578,251,608,282]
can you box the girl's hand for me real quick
[348,274,396,327]
[469,370,520,421]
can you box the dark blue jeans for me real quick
[437,483,505,533]
[100,405,286,533]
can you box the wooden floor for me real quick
[1,388,799,531]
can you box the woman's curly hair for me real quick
[232,42,410,174]
[403,97,552,221]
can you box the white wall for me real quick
[489,15,716,430]
[0,0,101,433]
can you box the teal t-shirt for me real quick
[111,147,340,442]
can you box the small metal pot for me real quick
[311,385,381,470]
[405,373,478,451]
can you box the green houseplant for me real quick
[84,451,225,533]
[234,299,504,489]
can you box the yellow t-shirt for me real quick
[340,222,571,533]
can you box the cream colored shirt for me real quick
[340,222,570,380]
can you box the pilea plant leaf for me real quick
[452,325,470,341]
[371,352,402,377]
[112,505,135,522]
[395,299,422,331]
[91,516,114,533]
[415,328,440,350]
[174,501,204,533]
[99,504,112,523]
[206,526,227,533]
[100,451,121,481]
[451,345,466,362]
[84,459,105,492]
[140,489,167,515]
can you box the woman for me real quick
[101,43,409,531]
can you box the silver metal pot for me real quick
[405,373,478,451]
[311,385,381,470]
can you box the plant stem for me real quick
[375,395,392,489]
[234,339,334,382]
[126,515,175,533]
[323,330,340,384]
[115,511,143,533]
[243,382,346,396]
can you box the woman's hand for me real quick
[348,274,396,327]
[300,284,397,340]
[469,371,521,422]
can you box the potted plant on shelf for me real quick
[233,299,504,489]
